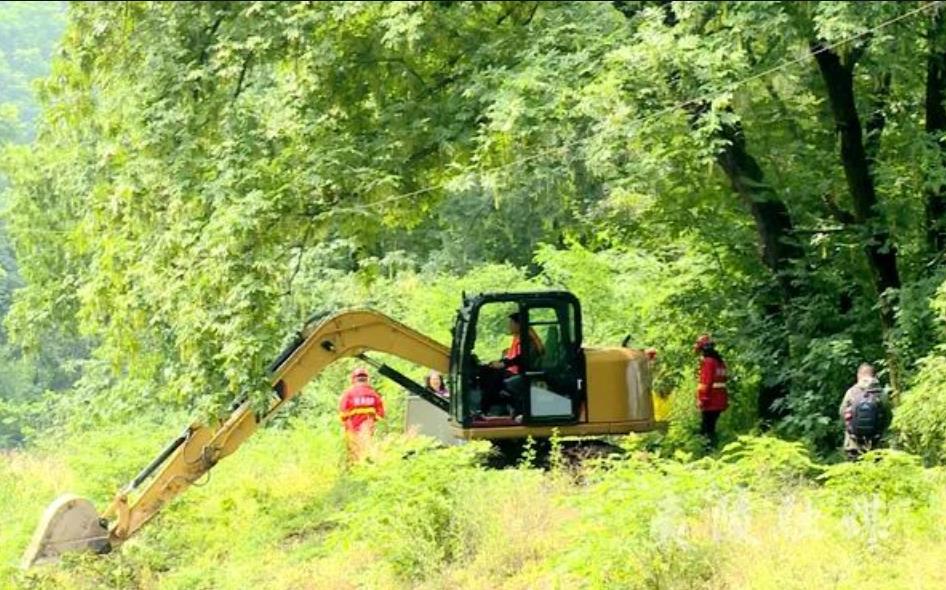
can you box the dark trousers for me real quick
[700,410,722,447]
[845,436,881,462]
[479,365,516,416]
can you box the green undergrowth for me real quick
[3,426,946,590]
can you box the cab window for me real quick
[523,304,579,421]
[471,302,517,365]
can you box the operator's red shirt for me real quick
[503,336,523,375]
[338,384,385,433]
[502,330,544,375]
[697,357,728,412]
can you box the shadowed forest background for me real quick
[5,2,946,589]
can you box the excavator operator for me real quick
[489,312,546,375]
[480,312,545,418]
[339,367,386,461]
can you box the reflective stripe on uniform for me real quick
[340,407,377,420]
[712,382,726,388]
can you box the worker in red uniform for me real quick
[338,367,386,463]
[694,334,728,449]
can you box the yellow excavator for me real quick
[22,290,657,567]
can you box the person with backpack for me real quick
[839,363,891,461]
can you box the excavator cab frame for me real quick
[449,291,585,428]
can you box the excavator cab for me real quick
[448,291,584,428]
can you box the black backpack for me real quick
[848,388,883,440]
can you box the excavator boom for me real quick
[22,309,449,567]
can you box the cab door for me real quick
[519,298,583,424]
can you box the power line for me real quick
[324,1,942,219]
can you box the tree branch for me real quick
[199,15,224,67]
[926,8,946,254]
[812,39,902,394]
[864,72,892,166]
[356,57,428,88]
[233,53,252,101]
[789,227,854,235]
[520,2,540,26]
[285,223,315,297]
[495,4,516,25]
[821,192,856,225]
[193,14,225,101]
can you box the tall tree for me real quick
[926,8,946,256]
[811,42,903,392]
[611,2,804,419]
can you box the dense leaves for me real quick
[7,1,946,459]
[0,1,69,446]
[0,1,64,142]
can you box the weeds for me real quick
[3,429,946,589]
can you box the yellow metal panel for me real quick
[583,347,654,424]
[653,393,672,423]
[275,310,450,399]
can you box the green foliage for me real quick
[6,0,946,455]
[819,450,935,510]
[894,353,946,463]
[0,1,76,449]
[895,275,946,464]
[776,335,860,449]
[2,0,572,417]
[324,437,492,581]
[552,436,946,589]
[5,3,946,587]
[717,435,820,491]
[0,1,65,142]
[27,5,946,459]
[6,430,946,589]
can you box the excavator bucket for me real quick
[21,494,110,568]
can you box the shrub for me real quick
[716,435,820,493]
[818,450,935,510]
[894,354,946,464]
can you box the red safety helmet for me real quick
[694,334,714,352]
[350,367,369,383]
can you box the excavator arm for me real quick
[22,310,450,567]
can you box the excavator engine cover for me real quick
[21,494,109,568]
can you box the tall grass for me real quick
[3,426,946,589]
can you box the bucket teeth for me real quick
[21,494,110,568]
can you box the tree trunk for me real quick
[926,10,946,256]
[716,120,803,299]
[628,1,802,420]
[714,119,802,421]
[812,43,903,394]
